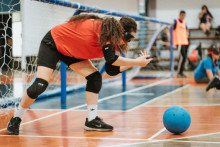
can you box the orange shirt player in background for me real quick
[7,14,152,135]
[173,10,189,78]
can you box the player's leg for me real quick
[7,66,53,135]
[195,77,209,83]
[199,23,206,33]
[20,66,53,108]
[206,22,211,30]
[181,45,188,76]
[177,45,184,77]
[69,60,113,131]
[7,31,59,135]
[177,45,188,77]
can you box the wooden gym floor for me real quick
[0,73,220,147]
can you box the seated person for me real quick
[194,45,220,91]
[199,5,213,36]
[159,27,170,47]
[157,27,170,56]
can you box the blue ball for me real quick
[163,106,191,134]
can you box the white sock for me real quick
[87,105,97,121]
[14,105,28,119]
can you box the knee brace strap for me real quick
[86,71,102,93]
[27,78,49,99]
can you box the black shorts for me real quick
[37,31,86,69]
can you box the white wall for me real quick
[69,0,139,15]
[21,0,139,56]
[155,0,220,28]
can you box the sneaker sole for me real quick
[84,126,113,132]
[7,122,19,135]
[7,128,19,135]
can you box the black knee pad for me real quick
[105,63,121,76]
[86,71,102,93]
[27,78,49,99]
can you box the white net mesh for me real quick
[0,0,173,108]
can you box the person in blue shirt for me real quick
[194,45,220,91]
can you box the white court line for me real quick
[105,139,220,147]
[114,84,190,146]
[126,93,154,96]
[127,84,190,112]
[167,131,220,140]
[29,109,63,111]
[0,79,171,132]
[61,109,125,112]
[148,128,166,140]
[106,131,220,147]
[142,104,220,107]
[0,134,147,141]
[166,140,220,144]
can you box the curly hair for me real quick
[100,17,137,53]
[68,14,137,53]
[99,17,124,50]
[119,16,137,33]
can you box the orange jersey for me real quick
[173,19,189,46]
[51,19,103,59]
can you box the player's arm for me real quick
[119,50,152,72]
[217,70,220,77]
[103,44,151,76]
[172,19,177,30]
[159,40,170,46]
[204,59,215,80]
[199,12,204,19]
[186,24,189,35]
[206,69,214,80]
[102,44,151,67]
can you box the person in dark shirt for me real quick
[199,5,213,36]
[157,27,170,56]
[159,27,170,47]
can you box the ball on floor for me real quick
[163,106,191,134]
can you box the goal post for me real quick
[33,0,173,102]
[0,0,174,108]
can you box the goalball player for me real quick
[7,14,152,135]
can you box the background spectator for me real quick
[157,27,170,56]
[199,5,213,36]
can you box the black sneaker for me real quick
[7,117,22,135]
[205,30,210,36]
[84,116,113,131]
[206,76,220,91]
[177,73,187,78]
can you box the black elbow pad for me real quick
[105,63,121,76]
[103,44,119,64]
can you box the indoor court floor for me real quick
[1,73,220,147]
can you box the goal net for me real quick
[0,0,173,108]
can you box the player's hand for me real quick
[207,15,212,20]
[136,50,152,67]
